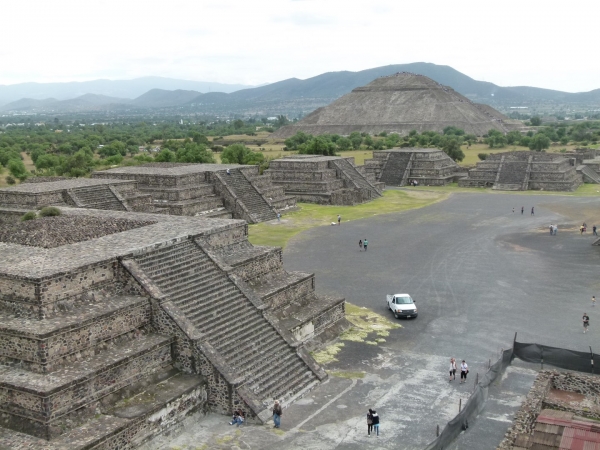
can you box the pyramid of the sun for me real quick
[272,72,514,138]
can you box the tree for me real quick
[349,132,363,149]
[337,137,352,151]
[530,117,542,126]
[443,138,465,162]
[221,144,264,165]
[529,133,551,151]
[298,136,336,156]
[154,149,176,162]
[7,159,28,180]
[478,153,489,161]
[175,143,215,163]
[233,119,244,130]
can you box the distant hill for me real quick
[131,89,202,108]
[0,93,131,112]
[2,63,599,115]
[0,76,253,107]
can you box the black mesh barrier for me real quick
[424,349,513,450]
[423,341,595,449]
[513,342,594,373]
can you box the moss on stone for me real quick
[329,371,366,379]
[312,342,345,364]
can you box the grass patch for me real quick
[312,342,345,365]
[248,189,446,248]
[329,371,366,379]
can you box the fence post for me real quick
[436,424,439,437]
[489,358,491,369]
[591,346,594,375]
[541,346,544,370]
[474,372,479,391]
[459,398,462,412]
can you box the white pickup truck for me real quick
[386,293,418,319]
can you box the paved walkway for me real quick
[145,192,600,450]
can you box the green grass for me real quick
[248,190,446,248]
[407,182,600,197]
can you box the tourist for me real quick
[272,400,282,428]
[592,296,596,307]
[460,360,468,383]
[363,238,368,251]
[583,312,590,333]
[549,224,553,235]
[337,215,341,226]
[449,358,457,381]
[359,239,363,251]
[581,224,585,235]
[531,207,534,216]
[593,225,597,236]
[229,409,244,427]
[371,410,380,436]
[521,206,524,215]
[226,168,231,175]
[512,207,515,214]
[367,408,374,436]
[553,224,558,236]
[583,223,587,233]
[277,212,281,222]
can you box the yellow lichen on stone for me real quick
[312,342,345,364]
[341,303,400,344]
[329,371,366,379]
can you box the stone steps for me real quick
[0,296,151,373]
[0,333,173,439]
[221,171,276,222]
[331,158,381,197]
[71,186,125,211]
[132,240,317,412]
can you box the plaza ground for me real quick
[145,190,600,450]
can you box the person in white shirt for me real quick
[460,360,468,384]
[449,358,457,381]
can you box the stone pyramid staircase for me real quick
[131,240,318,410]
[219,170,277,222]
[577,164,600,184]
[493,160,529,191]
[378,152,412,185]
[331,157,382,198]
[0,295,204,448]
[69,185,126,210]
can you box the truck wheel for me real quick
[394,312,399,319]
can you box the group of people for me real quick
[449,358,469,383]
[409,179,419,187]
[359,239,369,251]
[366,409,380,437]
[549,224,558,235]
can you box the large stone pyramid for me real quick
[273,72,514,138]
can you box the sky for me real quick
[1,0,598,92]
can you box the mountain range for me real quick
[2,63,599,115]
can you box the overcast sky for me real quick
[1,0,598,92]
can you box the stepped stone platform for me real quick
[93,163,296,223]
[458,151,583,191]
[364,148,463,186]
[265,155,383,205]
[0,205,346,449]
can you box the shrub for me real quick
[6,175,16,185]
[21,211,37,221]
[39,206,62,217]
[478,153,489,161]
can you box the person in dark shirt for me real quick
[371,410,380,436]
[583,313,590,333]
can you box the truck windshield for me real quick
[396,297,412,304]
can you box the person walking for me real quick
[359,239,363,251]
[460,360,468,384]
[549,224,553,235]
[531,207,534,216]
[363,238,368,252]
[277,212,281,222]
[449,358,457,381]
[583,313,590,333]
[371,410,380,437]
[521,206,524,215]
[272,400,282,428]
[512,207,515,214]
[337,215,341,226]
[367,409,374,436]
[581,224,585,235]
[593,225,597,236]
[553,224,558,236]
[592,296,596,307]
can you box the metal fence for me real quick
[424,335,596,450]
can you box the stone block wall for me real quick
[0,191,65,207]
[261,275,315,310]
